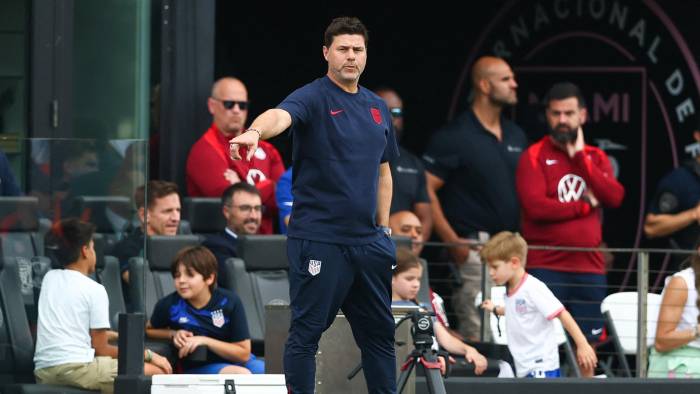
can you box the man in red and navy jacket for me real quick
[516,82,624,342]
[186,77,284,234]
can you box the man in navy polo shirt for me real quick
[230,17,399,394]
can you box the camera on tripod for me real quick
[347,307,448,394]
[406,310,436,350]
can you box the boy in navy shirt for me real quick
[231,16,398,394]
[146,246,263,374]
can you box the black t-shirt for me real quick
[390,146,429,213]
[278,76,399,245]
[150,288,250,369]
[423,109,527,236]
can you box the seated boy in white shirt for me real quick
[480,231,597,378]
[34,218,172,393]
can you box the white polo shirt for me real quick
[504,273,565,377]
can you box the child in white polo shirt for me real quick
[480,231,597,378]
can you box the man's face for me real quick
[486,62,518,106]
[323,34,367,87]
[145,193,181,236]
[223,191,262,235]
[208,79,248,137]
[546,97,587,144]
[390,211,424,256]
[377,90,404,140]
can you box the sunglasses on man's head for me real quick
[213,98,249,111]
[390,107,403,118]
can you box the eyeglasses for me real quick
[228,204,265,214]
[390,107,403,118]
[212,98,249,111]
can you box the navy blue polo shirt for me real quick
[278,76,399,245]
[150,288,250,369]
[648,162,700,250]
[423,109,527,236]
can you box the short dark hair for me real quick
[221,182,261,207]
[171,246,218,291]
[543,82,586,108]
[323,17,369,48]
[134,180,179,210]
[45,218,96,267]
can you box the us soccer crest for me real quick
[515,299,527,314]
[308,259,322,276]
[211,309,225,328]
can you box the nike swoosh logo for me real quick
[591,327,603,335]
[330,109,344,116]
[546,159,558,165]
[391,265,397,270]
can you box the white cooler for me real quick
[151,374,287,394]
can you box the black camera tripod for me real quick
[346,310,448,394]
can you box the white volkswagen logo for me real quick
[557,174,586,203]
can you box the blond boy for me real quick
[480,231,597,377]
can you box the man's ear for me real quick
[322,46,329,61]
[207,97,217,115]
[579,107,588,125]
[138,207,146,224]
[479,79,490,95]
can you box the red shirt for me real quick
[516,137,624,274]
[186,123,285,234]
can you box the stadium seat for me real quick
[0,197,41,259]
[599,291,662,377]
[128,235,201,319]
[182,197,226,236]
[233,235,290,352]
[93,234,126,330]
[65,195,134,237]
[416,258,431,307]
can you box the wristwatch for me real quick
[380,226,392,236]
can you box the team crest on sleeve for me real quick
[211,309,225,328]
[308,259,322,276]
[370,107,382,125]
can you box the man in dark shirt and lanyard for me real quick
[230,17,398,394]
[423,56,527,340]
[376,87,433,242]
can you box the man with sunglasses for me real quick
[186,77,284,234]
[376,87,432,245]
[203,182,262,287]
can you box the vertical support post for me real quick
[636,252,649,377]
[117,312,145,376]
